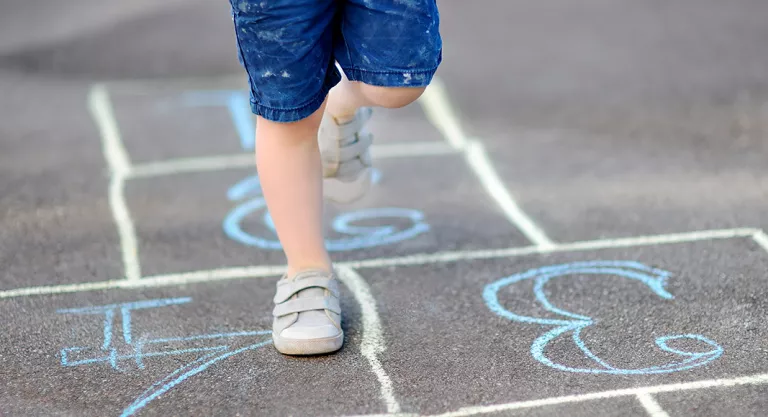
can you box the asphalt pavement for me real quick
[1,1,767,416]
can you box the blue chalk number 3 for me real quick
[483,261,723,374]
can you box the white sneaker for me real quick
[318,107,374,204]
[272,270,343,355]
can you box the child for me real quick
[228,0,442,355]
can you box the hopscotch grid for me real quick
[90,79,462,284]
[89,80,408,414]
[79,79,768,416]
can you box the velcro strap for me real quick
[273,277,339,304]
[331,107,373,139]
[337,132,373,163]
[320,107,373,142]
[272,297,341,318]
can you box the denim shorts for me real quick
[229,0,442,122]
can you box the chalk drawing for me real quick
[223,175,429,251]
[484,261,723,374]
[58,297,271,416]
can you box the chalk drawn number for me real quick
[58,298,270,416]
[222,175,430,251]
[483,261,723,374]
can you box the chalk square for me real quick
[125,156,528,277]
[108,87,248,164]
[476,128,768,243]
[0,279,382,417]
[105,81,447,167]
[361,237,768,415]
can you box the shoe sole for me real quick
[323,166,372,204]
[272,331,344,356]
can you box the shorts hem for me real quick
[249,73,340,123]
[341,65,440,88]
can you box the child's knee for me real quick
[360,85,427,109]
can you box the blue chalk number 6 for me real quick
[223,175,429,251]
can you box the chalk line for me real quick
[636,393,670,417]
[336,266,401,414]
[419,79,468,150]
[552,227,756,253]
[421,372,768,417]
[371,141,457,159]
[0,265,287,299]
[752,229,768,254]
[464,141,555,249]
[340,372,768,417]
[130,154,255,178]
[348,227,757,270]
[0,228,757,299]
[419,78,555,249]
[128,142,456,179]
[89,85,131,175]
[89,84,141,281]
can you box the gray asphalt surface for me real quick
[1,1,768,416]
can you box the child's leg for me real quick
[318,72,427,203]
[318,0,442,204]
[257,105,346,356]
[230,0,344,355]
[255,104,329,278]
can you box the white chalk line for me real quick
[336,266,401,414]
[419,78,555,249]
[341,372,768,417]
[419,79,469,150]
[90,85,132,175]
[0,265,288,299]
[346,227,756,270]
[410,372,768,417]
[130,153,254,178]
[0,228,758,300]
[752,229,768,254]
[371,141,458,159]
[128,142,457,179]
[89,84,141,281]
[635,393,670,417]
[465,141,556,249]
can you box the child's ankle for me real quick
[286,264,333,278]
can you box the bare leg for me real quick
[255,103,329,277]
[256,77,427,275]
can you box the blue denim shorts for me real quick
[229,0,442,122]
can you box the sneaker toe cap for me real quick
[280,324,340,340]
